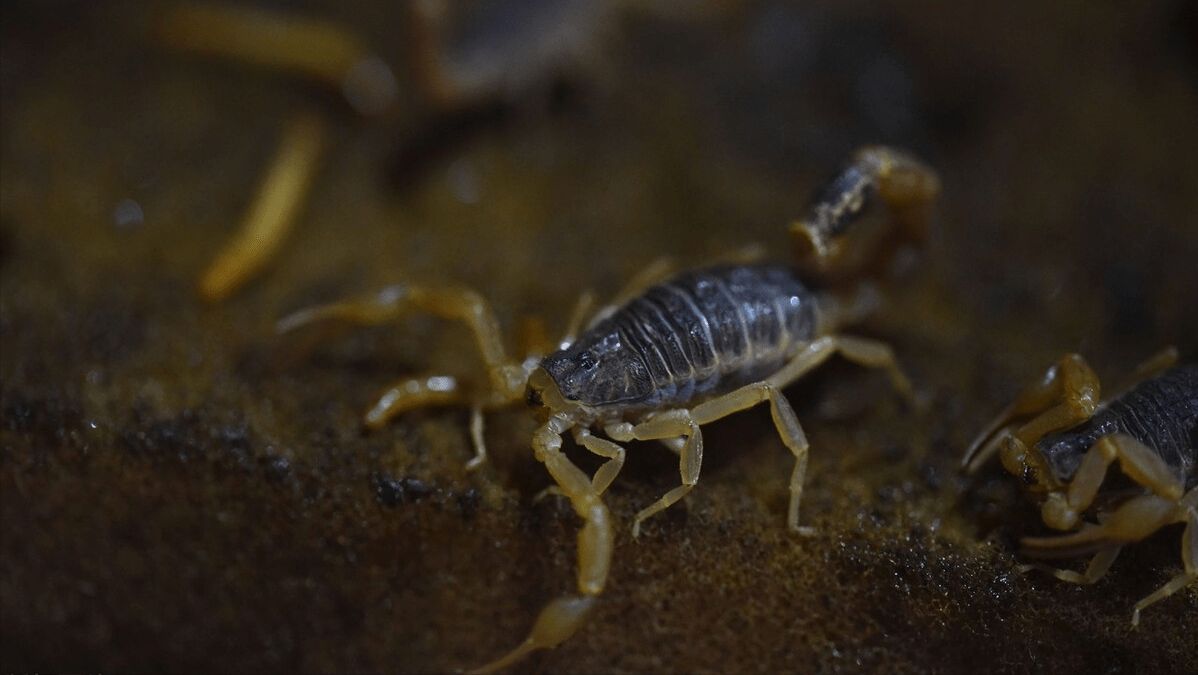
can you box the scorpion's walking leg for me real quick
[278,284,527,467]
[1019,434,1196,625]
[1017,542,1121,587]
[1035,434,1186,531]
[1131,488,1196,626]
[609,409,705,538]
[614,333,917,536]
[1019,488,1196,622]
[469,415,613,674]
[573,428,626,496]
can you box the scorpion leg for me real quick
[1108,346,1180,400]
[470,416,611,674]
[573,427,626,495]
[581,256,678,333]
[609,409,704,538]
[1020,492,1186,609]
[278,285,527,466]
[1039,434,1184,531]
[618,333,916,536]
[1018,541,1121,586]
[534,429,627,501]
[791,145,941,274]
[1132,488,1196,625]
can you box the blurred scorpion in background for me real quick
[143,0,715,303]
[279,146,940,672]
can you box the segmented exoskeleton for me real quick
[280,146,940,672]
[964,350,1197,625]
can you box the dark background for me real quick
[3,1,1196,672]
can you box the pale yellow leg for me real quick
[572,427,626,495]
[611,409,703,538]
[1132,489,1196,626]
[579,256,678,334]
[1018,545,1120,585]
[1118,346,1180,395]
[610,333,913,536]
[691,381,811,534]
[1040,434,1184,531]
[1024,493,1182,557]
[1021,490,1197,626]
[278,284,527,468]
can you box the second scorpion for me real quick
[280,146,941,672]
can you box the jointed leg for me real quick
[580,256,678,335]
[611,333,916,535]
[1040,434,1185,531]
[573,427,626,495]
[278,284,528,409]
[1023,493,1183,557]
[1118,347,1180,395]
[691,381,812,534]
[1132,489,1196,625]
[607,410,703,538]
[769,335,917,405]
[1018,544,1121,586]
[1021,489,1197,625]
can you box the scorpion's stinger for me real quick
[467,596,597,675]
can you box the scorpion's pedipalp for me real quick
[962,353,1101,474]
[279,284,528,403]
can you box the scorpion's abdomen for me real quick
[604,264,820,406]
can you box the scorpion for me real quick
[279,146,940,672]
[963,349,1197,625]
